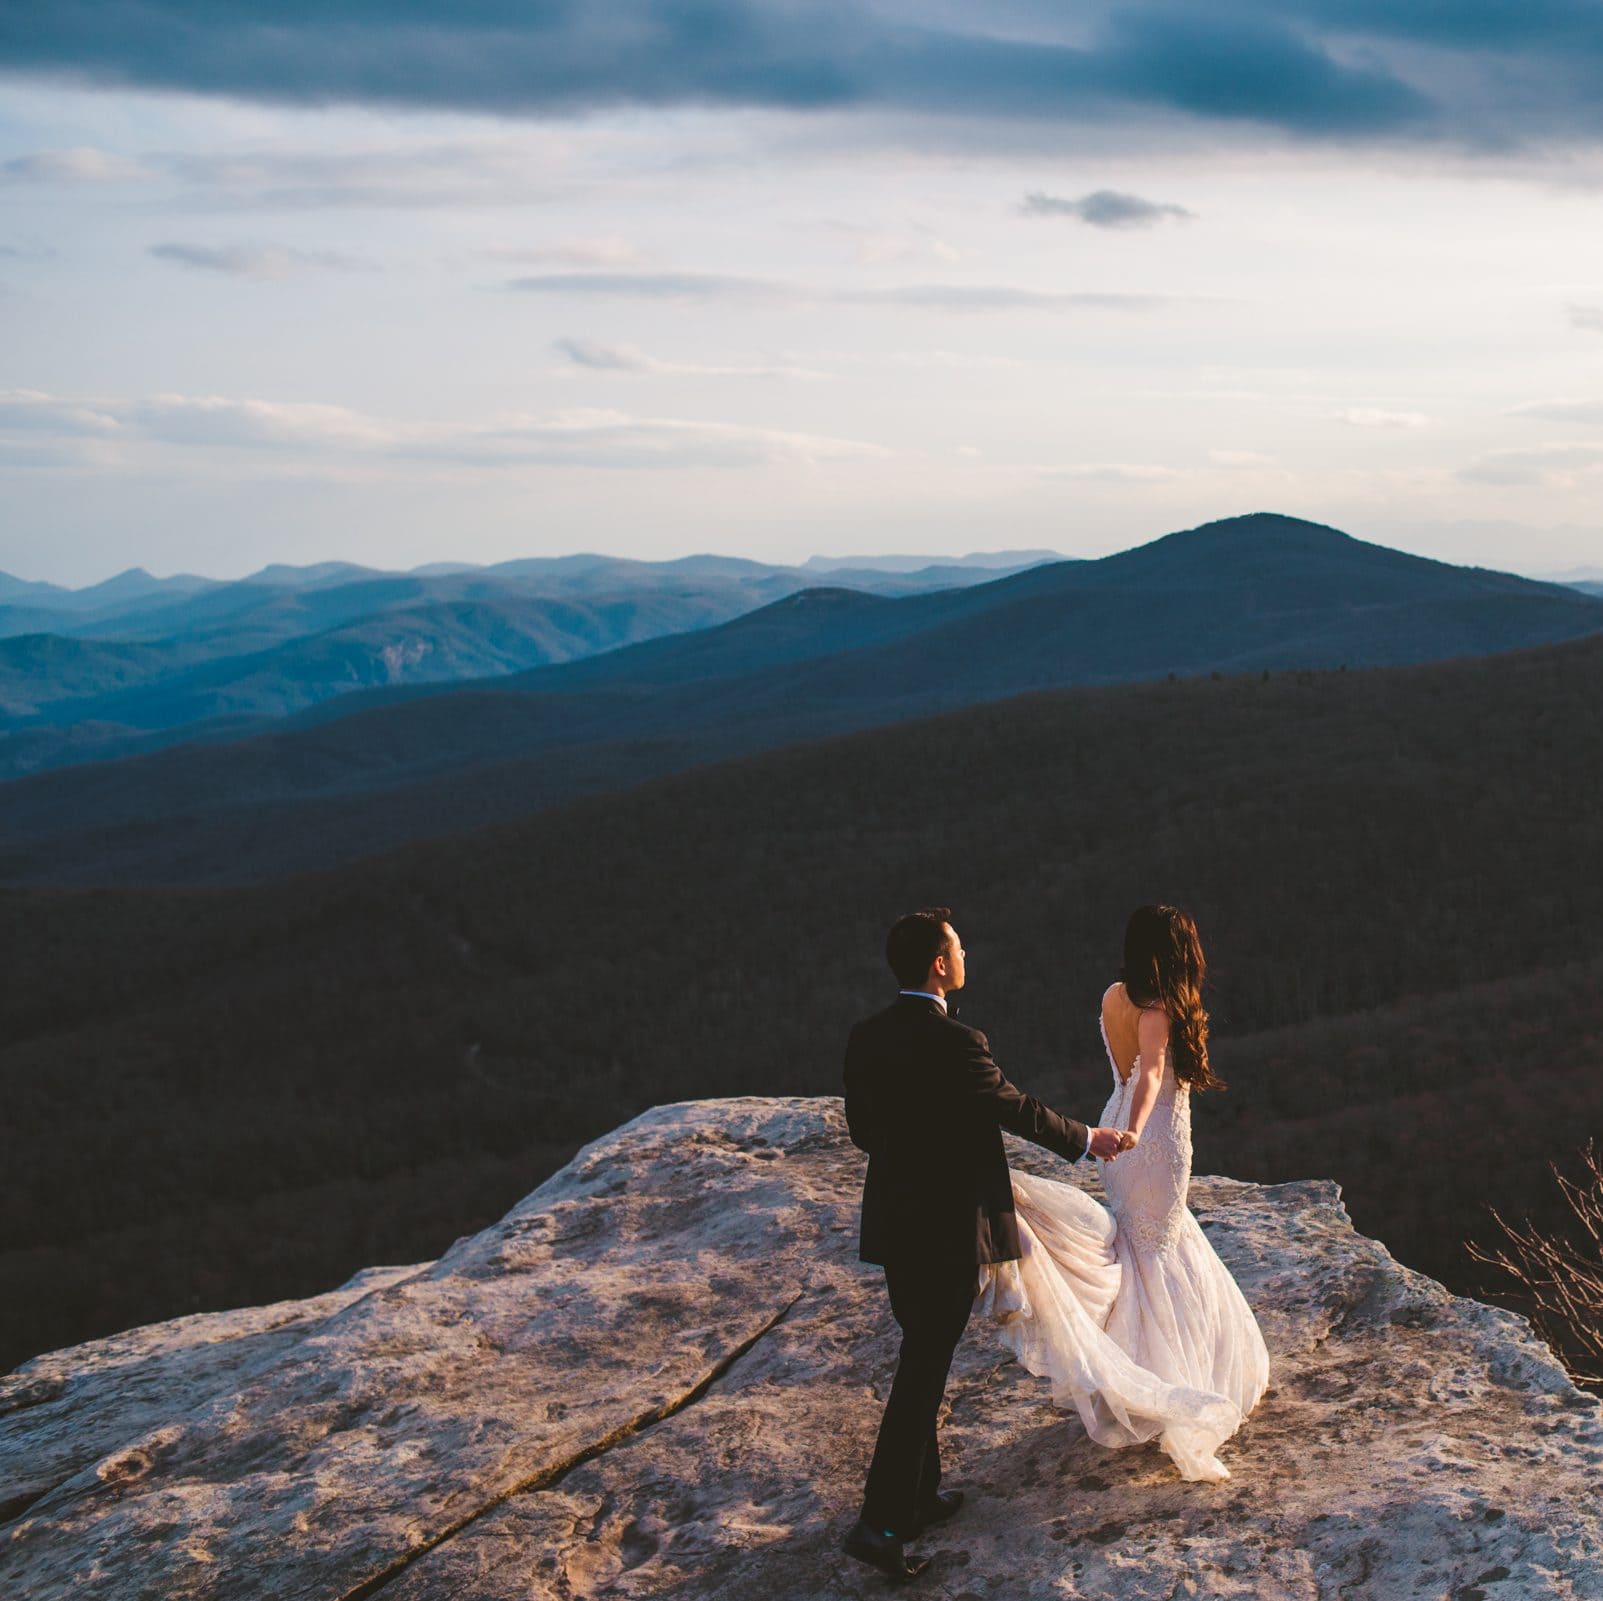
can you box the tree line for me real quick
[1,634,1599,1371]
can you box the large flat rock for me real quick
[3,1097,1601,1599]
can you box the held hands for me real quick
[1088,1126,1138,1162]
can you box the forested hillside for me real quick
[2,633,1599,1370]
[5,513,1599,887]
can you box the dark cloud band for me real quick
[2,1,1600,148]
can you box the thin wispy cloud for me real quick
[1035,461,1181,482]
[514,270,1183,313]
[1570,304,1603,333]
[552,338,829,381]
[1333,407,1431,429]
[150,242,376,278]
[814,348,1036,373]
[1459,442,1603,488]
[1,147,148,183]
[0,388,123,436]
[484,239,648,269]
[816,219,963,265]
[0,386,886,471]
[510,271,784,302]
[443,410,886,470]
[1021,189,1194,229]
[839,283,1173,312]
[555,339,657,373]
[157,144,558,211]
[132,394,400,450]
[1508,399,1603,425]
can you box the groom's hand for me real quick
[1088,1127,1125,1161]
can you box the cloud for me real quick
[1094,7,1427,134]
[809,347,1035,373]
[1570,304,1603,333]
[0,386,885,471]
[157,143,560,210]
[440,409,887,469]
[1036,461,1181,482]
[1021,188,1194,228]
[1458,441,1603,487]
[0,388,124,436]
[552,338,828,380]
[1508,398,1603,424]
[1,146,148,183]
[9,2,1595,153]
[132,394,399,449]
[1208,449,1275,467]
[554,338,654,373]
[510,270,785,301]
[149,242,376,278]
[514,270,1181,313]
[1332,407,1431,429]
[483,238,648,269]
[837,283,1171,312]
[816,219,964,265]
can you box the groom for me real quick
[840,907,1128,1582]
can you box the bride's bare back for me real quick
[1100,981,1149,1082]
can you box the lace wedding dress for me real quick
[974,1008,1270,1480]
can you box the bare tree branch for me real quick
[1470,1141,1603,1388]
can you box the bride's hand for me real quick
[1087,1126,1125,1161]
[1117,1130,1139,1151]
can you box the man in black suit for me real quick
[840,907,1128,1582]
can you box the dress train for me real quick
[975,1015,1269,1481]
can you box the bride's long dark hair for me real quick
[1120,904,1223,1093]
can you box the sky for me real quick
[3,2,1603,586]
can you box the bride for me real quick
[976,904,1270,1481]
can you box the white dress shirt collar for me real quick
[898,989,948,1012]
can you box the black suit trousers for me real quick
[860,1256,978,1537]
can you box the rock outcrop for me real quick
[3,1097,1601,1599]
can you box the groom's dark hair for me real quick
[886,906,954,988]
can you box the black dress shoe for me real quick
[913,1488,964,1532]
[842,1517,929,1583]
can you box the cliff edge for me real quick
[3,1097,1601,1599]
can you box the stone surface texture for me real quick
[3,1097,1602,1600]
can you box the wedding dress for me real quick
[974,1006,1270,1481]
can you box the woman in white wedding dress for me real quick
[975,905,1270,1481]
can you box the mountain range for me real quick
[0,552,1050,778]
[2,512,1599,888]
[3,625,1598,1369]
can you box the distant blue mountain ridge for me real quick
[0,551,1053,775]
[1,511,1598,888]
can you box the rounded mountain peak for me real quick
[1154,512,1358,551]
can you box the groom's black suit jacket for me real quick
[843,994,1089,1267]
